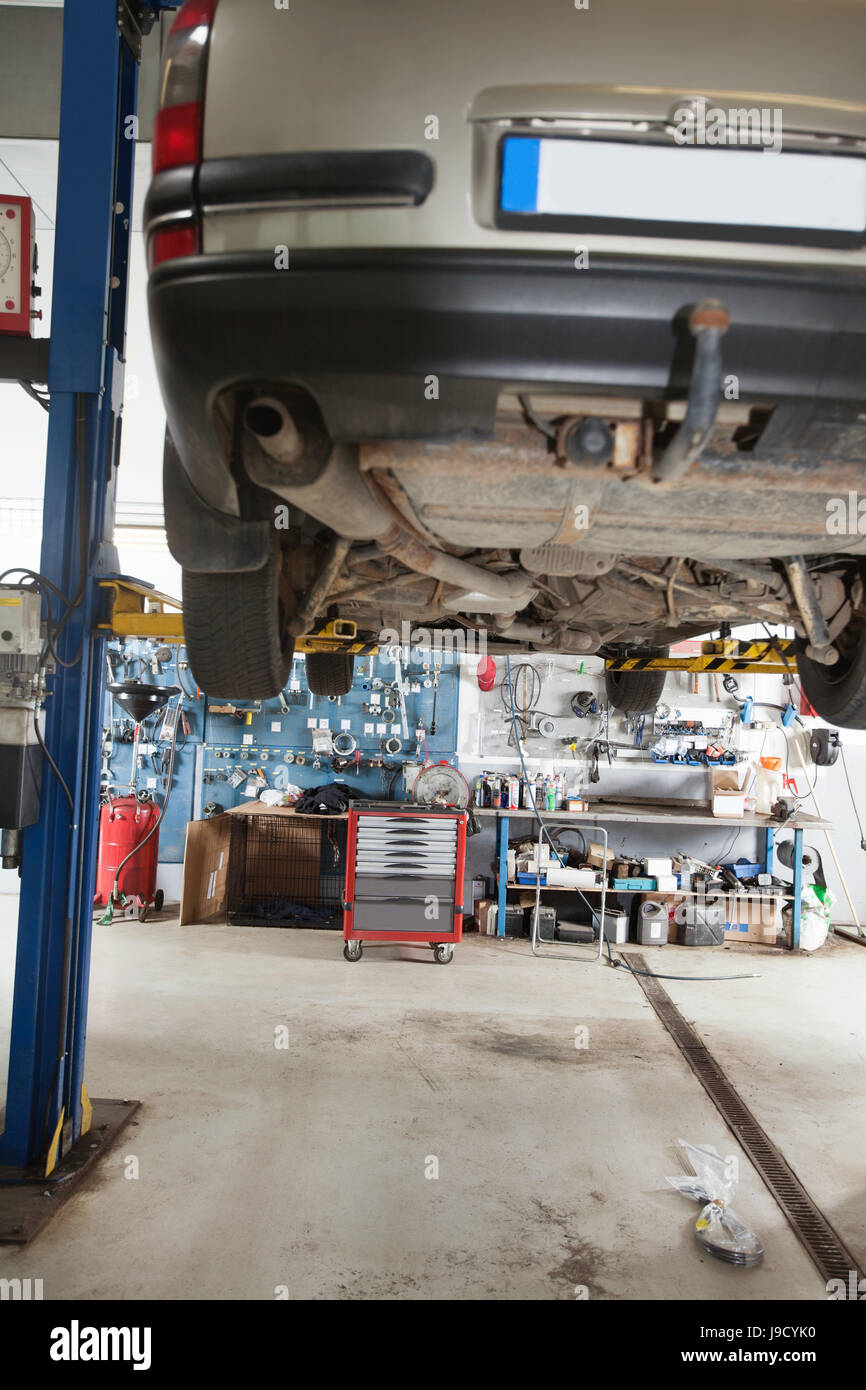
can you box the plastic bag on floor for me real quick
[667,1140,764,1267]
[800,884,834,951]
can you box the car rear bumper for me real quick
[148,246,866,566]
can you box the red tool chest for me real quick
[343,808,467,963]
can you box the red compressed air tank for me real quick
[93,796,160,907]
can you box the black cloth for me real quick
[295,782,353,815]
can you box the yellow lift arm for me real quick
[98,580,378,653]
[605,638,797,676]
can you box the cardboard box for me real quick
[179,803,342,925]
[710,767,747,818]
[587,841,615,868]
[474,897,497,934]
[722,892,784,945]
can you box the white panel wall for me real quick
[455,646,866,929]
[0,139,171,588]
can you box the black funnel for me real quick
[107,681,180,723]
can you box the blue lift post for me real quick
[0,0,177,1198]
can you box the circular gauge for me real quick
[0,230,12,280]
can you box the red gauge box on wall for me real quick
[0,195,35,336]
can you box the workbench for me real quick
[479,803,831,951]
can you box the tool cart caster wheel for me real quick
[343,941,363,962]
[433,944,454,965]
[153,890,164,913]
[137,901,149,923]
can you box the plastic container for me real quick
[755,756,783,815]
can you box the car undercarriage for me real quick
[238,385,865,636]
[173,376,866,724]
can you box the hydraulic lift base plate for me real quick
[0,1098,140,1246]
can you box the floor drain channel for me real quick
[629,952,864,1286]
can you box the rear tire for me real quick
[182,539,294,699]
[604,652,668,714]
[306,651,354,697]
[798,614,866,728]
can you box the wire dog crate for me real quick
[225,813,347,928]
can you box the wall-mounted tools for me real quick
[570,690,600,718]
[96,683,183,922]
[429,661,441,736]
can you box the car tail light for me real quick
[149,225,199,269]
[152,0,219,176]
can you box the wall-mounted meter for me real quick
[0,195,35,336]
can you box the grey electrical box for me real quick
[0,586,45,831]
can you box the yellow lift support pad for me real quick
[97,579,378,653]
[605,638,797,676]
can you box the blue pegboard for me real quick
[102,643,203,862]
[103,642,461,861]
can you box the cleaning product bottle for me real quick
[755,756,783,815]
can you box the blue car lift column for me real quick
[0,0,177,1242]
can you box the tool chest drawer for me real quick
[350,896,456,934]
[354,873,457,900]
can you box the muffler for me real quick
[244,394,536,608]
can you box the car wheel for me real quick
[604,651,668,714]
[182,539,294,699]
[306,651,355,697]
[798,614,866,728]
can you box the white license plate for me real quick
[499,135,866,240]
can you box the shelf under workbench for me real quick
[489,801,825,949]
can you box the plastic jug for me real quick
[755,756,783,815]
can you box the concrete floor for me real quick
[0,893,863,1300]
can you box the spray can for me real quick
[509,774,520,809]
[546,777,555,811]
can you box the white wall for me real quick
[0,138,173,591]
[454,645,866,930]
[1,138,176,893]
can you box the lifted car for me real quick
[147,0,866,721]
